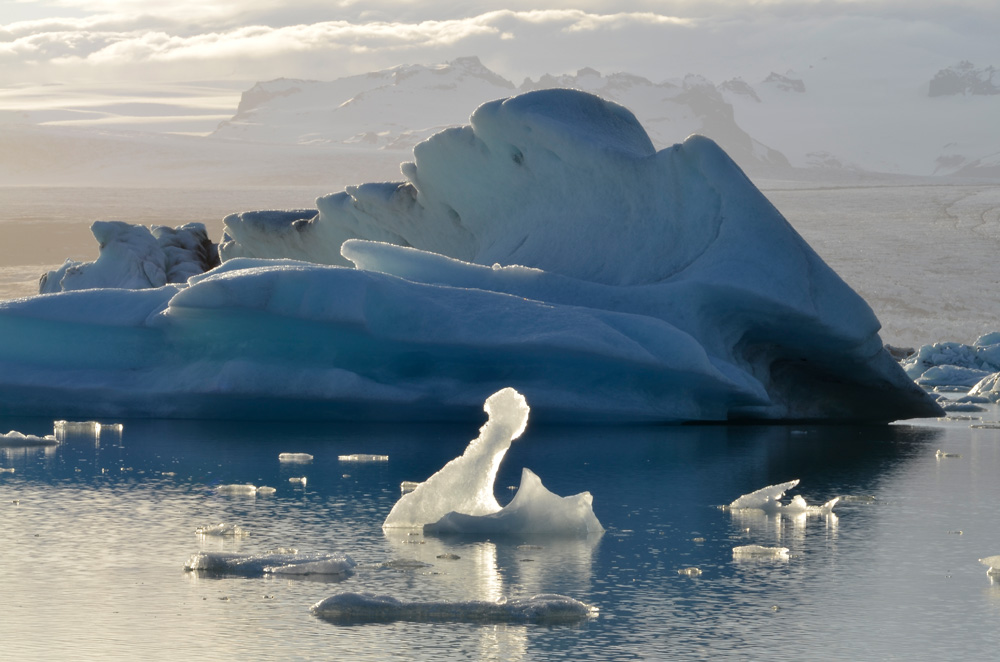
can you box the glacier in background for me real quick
[0,89,940,422]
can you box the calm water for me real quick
[2,412,1000,661]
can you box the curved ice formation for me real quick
[310,591,597,624]
[184,551,356,577]
[384,388,603,537]
[725,479,838,515]
[0,88,941,422]
[979,555,1000,576]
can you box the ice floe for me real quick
[383,388,603,537]
[310,591,597,624]
[214,483,261,495]
[195,523,249,537]
[184,551,356,577]
[978,555,1000,576]
[0,89,940,423]
[338,454,389,462]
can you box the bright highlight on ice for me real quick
[383,388,604,537]
[310,592,598,624]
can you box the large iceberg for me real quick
[0,89,939,422]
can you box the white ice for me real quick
[725,479,839,515]
[184,551,355,576]
[214,483,260,495]
[0,89,941,422]
[384,388,603,537]
[195,523,249,537]
[338,454,389,462]
[310,591,597,624]
[0,430,58,447]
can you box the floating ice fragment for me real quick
[383,388,603,537]
[979,555,1000,575]
[310,592,598,624]
[677,567,702,576]
[196,523,249,537]
[0,430,58,447]
[214,484,259,495]
[935,450,961,459]
[185,551,355,577]
[289,476,307,485]
[839,495,876,503]
[0,467,14,473]
[338,454,389,462]
[725,479,838,515]
[279,452,313,463]
[257,486,276,495]
[733,545,790,560]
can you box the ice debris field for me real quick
[0,88,950,423]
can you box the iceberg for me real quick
[0,430,58,447]
[310,591,597,624]
[0,89,940,422]
[979,555,1000,576]
[384,388,604,537]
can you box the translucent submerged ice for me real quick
[0,89,940,423]
[383,388,603,537]
[184,551,355,577]
[195,523,249,537]
[0,430,58,447]
[310,592,597,624]
[732,545,790,560]
[725,479,839,515]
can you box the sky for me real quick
[0,0,997,135]
[2,0,997,86]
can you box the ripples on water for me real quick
[2,414,1000,660]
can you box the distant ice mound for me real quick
[39,221,218,293]
[384,388,604,537]
[0,89,940,422]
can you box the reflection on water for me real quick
[2,415,1000,660]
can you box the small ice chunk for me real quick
[725,479,838,515]
[196,523,249,537]
[310,592,598,624]
[0,467,14,474]
[214,484,259,495]
[979,555,1000,575]
[185,551,354,577]
[289,476,307,485]
[279,452,314,463]
[0,430,58,447]
[935,450,961,459]
[677,567,702,576]
[400,481,420,493]
[338,454,389,462]
[257,486,277,495]
[733,545,790,560]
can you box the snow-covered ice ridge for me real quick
[0,89,940,422]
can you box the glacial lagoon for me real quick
[3,411,1000,660]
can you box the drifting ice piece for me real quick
[733,545,790,560]
[279,452,314,463]
[195,523,249,537]
[185,551,355,576]
[383,388,603,537]
[0,430,58,447]
[310,592,597,624]
[339,454,389,462]
[214,484,259,495]
[725,479,838,515]
[979,555,1000,575]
